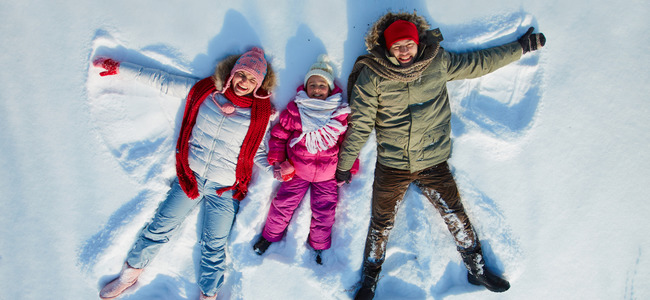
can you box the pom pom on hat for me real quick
[225,47,270,98]
[384,20,419,49]
[304,54,335,90]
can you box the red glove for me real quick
[93,57,120,76]
[273,161,295,181]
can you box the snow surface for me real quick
[1,0,649,299]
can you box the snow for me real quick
[1,0,649,299]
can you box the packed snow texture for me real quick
[1,0,649,299]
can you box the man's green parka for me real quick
[338,17,523,173]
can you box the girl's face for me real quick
[388,39,418,67]
[231,71,258,97]
[306,75,331,100]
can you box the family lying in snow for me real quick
[95,12,545,300]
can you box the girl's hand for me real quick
[273,161,295,181]
[93,57,120,76]
[279,161,295,181]
[273,162,283,181]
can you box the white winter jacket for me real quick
[120,62,272,186]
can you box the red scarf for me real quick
[175,77,272,200]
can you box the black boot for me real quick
[354,266,380,300]
[461,248,510,292]
[315,250,323,265]
[253,235,272,255]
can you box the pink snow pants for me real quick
[262,176,338,250]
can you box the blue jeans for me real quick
[126,175,239,297]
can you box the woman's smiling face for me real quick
[230,70,258,96]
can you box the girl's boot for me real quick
[253,235,272,255]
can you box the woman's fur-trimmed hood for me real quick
[211,54,277,94]
[365,11,438,51]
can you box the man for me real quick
[335,12,545,299]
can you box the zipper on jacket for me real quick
[406,82,413,170]
[311,150,322,182]
[202,112,227,178]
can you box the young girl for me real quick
[93,47,276,300]
[252,55,356,264]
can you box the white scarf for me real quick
[290,90,351,154]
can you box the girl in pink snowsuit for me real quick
[253,55,356,263]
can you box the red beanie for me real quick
[384,20,419,49]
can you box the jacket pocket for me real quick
[418,123,451,162]
[376,130,408,161]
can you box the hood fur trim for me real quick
[365,11,431,51]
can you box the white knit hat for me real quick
[304,54,335,90]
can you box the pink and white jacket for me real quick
[267,85,352,182]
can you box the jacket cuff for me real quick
[118,61,141,80]
[267,150,286,164]
[336,160,354,173]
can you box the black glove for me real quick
[518,27,546,54]
[335,169,352,185]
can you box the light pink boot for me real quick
[200,292,217,300]
[99,263,144,299]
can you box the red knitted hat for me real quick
[384,20,419,49]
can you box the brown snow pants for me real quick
[361,161,480,277]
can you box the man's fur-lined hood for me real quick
[211,54,276,94]
[365,11,442,52]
